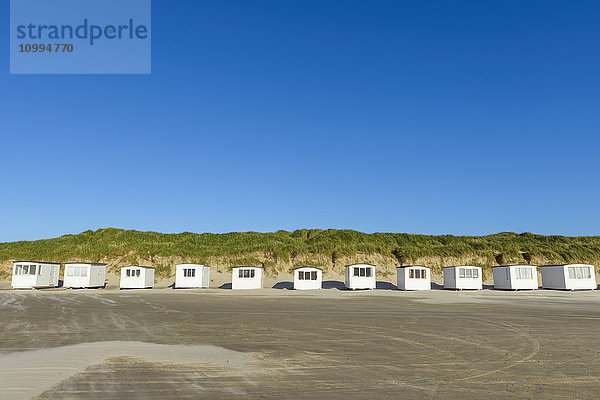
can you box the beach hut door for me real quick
[48,266,55,283]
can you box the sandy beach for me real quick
[1,288,600,399]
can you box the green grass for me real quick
[0,228,599,277]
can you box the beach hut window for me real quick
[409,269,426,279]
[67,266,88,277]
[568,266,591,279]
[29,265,36,275]
[299,271,318,280]
[135,269,140,277]
[239,269,255,278]
[184,268,195,278]
[354,267,372,277]
[458,268,477,279]
[23,265,29,275]
[515,267,533,280]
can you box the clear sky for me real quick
[2,0,599,242]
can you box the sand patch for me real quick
[0,341,251,400]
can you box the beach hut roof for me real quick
[14,260,61,264]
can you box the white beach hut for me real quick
[397,266,431,291]
[443,266,482,290]
[541,264,596,291]
[63,263,107,288]
[293,267,322,290]
[493,265,538,290]
[120,266,155,289]
[345,264,376,290]
[11,261,60,289]
[175,264,210,288]
[232,267,263,290]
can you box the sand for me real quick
[0,341,252,400]
[1,289,600,398]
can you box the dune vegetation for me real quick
[1,228,599,279]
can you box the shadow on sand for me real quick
[218,283,232,290]
[272,282,294,290]
[376,281,397,290]
[322,280,346,290]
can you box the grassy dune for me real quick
[1,228,599,279]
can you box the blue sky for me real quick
[2,0,599,241]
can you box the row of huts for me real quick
[10,261,598,291]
